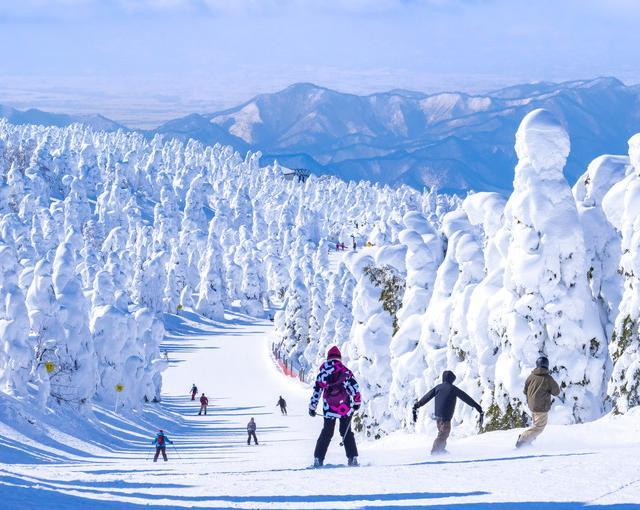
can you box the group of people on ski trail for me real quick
[333,240,357,252]
[151,347,558,465]
[191,384,209,415]
[193,383,262,446]
[308,346,560,466]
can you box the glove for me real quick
[353,404,361,412]
[309,409,316,417]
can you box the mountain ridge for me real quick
[2,76,639,193]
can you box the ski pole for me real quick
[312,412,353,445]
[339,415,354,447]
[171,444,182,460]
[146,446,153,461]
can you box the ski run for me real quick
[0,109,640,508]
[1,309,639,509]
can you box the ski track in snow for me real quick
[1,310,640,509]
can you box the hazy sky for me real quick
[1,0,639,127]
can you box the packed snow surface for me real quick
[1,309,640,509]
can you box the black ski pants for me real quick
[247,430,258,445]
[154,446,167,462]
[280,405,287,415]
[314,416,357,461]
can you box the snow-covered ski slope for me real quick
[1,309,639,509]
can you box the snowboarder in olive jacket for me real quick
[516,356,560,448]
[412,370,483,454]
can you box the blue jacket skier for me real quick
[152,429,173,462]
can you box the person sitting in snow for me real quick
[199,393,209,415]
[277,395,287,415]
[152,429,173,462]
[190,384,198,401]
[309,345,361,467]
[412,370,483,455]
[516,356,560,448]
[247,417,259,445]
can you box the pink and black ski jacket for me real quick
[309,359,361,418]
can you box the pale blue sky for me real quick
[1,0,638,126]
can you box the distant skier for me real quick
[163,350,169,361]
[190,384,198,401]
[412,370,483,455]
[309,345,361,467]
[516,356,560,448]
[198,393,209,415]
[247,417,259,445]
[152,429,173,462]
[277,395,287,415]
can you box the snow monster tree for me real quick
[482,109,608,429]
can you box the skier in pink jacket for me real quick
[309,345,361,467]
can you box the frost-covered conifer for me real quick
[240,250,267,318]
[276,267,310,364]
[603,134,640,413]
[483,109,607,426]
[346,254,397,437]
[303,273,328,365]
[52,242,97,404]
[196,221,227,320]
[0,244,31,396]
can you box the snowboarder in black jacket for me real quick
[412,370,483,455]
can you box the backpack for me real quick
[323,363,351,415]
[157,434,165,446]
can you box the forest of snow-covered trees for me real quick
[0,116,455,416]
[275,109,640,438]
[0,108,639,440]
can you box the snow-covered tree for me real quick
[196,221,227,320]
[51,242,97,405]
[0,244,31,396]
[481,109,607,427]
[276,266,310,365]
[603,133,640,413]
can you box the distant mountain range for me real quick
[0,104,125,132]
[3,77,640,193]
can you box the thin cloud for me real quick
[0,0,485,20]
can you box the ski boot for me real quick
[348,456,359,467]
[313,457,323,468]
